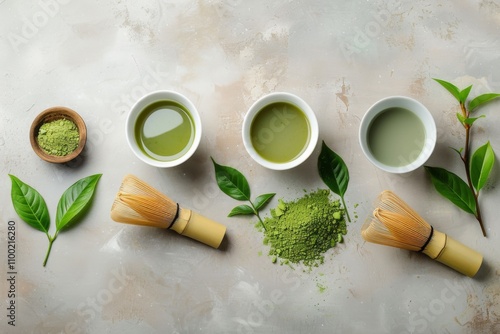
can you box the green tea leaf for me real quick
[56,174,102,232]
[425,166,476,214]
[9,175,50,233]
[317,141,351,222]
[459,85,473,103]
[470,141,495,191]
[463,115,485,126]
[228,205,255,217]
[450,147,463,157]
[254,193,276,211]
[433,78,461,102]
[318,141,349,197]
[212,158,250,201]
[457,113,486,126]
[456,112,466,125]
[468,93,500,112]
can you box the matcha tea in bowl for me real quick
[126,90,202,168]
[359,96,436,173]
[242,92,319,170]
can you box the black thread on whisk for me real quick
[167,203,180,229]
[419,225,434,252]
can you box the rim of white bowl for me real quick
[358,96,436,173]
[242,92,319,170]
[126,90,202,168]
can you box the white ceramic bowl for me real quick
[242,92,319,170]
[126,90,202,168]
[359,96,436,173]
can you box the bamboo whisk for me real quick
[111,174,226,249]
[361,190,483,277]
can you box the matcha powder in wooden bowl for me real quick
[259,189,347,269]
[37,119,80,156]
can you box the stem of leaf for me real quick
[249,200,267,231]
[43,233,57,267]
[460,103,486,237]
[340,196,351,223]
[474,196,486,236]
[256,213,268,231]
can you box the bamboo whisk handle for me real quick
[422,230,483,277]
[170,207,226,249]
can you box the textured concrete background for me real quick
[1,0,499,333]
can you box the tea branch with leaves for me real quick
[425,79,500,237]
[211,158,275,231]
[9,174,102,266]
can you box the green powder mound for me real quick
[37,119,79,156]
[259,189,347,269]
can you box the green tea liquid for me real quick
[368,107,425,167]
[250,102,310,163]
[135,100,195,161]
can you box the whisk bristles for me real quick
[361,190,433,251]
[111,174,178,228]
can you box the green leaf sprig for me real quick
[9,174,102,266]
[425,78,500,237]
[211,158,275,230]
[317,141,351,222]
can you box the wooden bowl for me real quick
[30,106,87,163]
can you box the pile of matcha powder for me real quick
[37,119,79,156]
[259,189,347,269]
